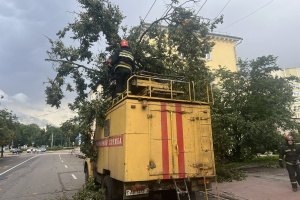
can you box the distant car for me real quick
[12,149,23,154]
[36,148,46,153]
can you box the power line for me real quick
[219,0,274,30]
[196,0,208,15]
[215,0,231,19]
[19,108,71,119]
[144,0,157,21]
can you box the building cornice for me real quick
[143,22,242,44]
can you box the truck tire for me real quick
[102,175,113,200]
[84,163,89,181]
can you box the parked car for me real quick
[12,149,23,154]
[40,148,46,152]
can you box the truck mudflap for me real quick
[84,158,94,181]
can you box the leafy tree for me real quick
[212,55,299,162]
[61,120,80,146]
[46,124,64,146]
[17,124,42,147]
[44,0,222,157]
[0,109,18,157]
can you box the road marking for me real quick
[0,156,37,176]
[71,174,77,179]
[65,165,68,168]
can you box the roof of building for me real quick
[143,22,242,43]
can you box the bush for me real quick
[63,147,75,150]
[46,145,64,151]
[216,162,246,183]
[72,178,105,200]
[216,155,279,182]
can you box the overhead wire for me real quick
[219,0,274,30]
[214,0,231,19]
[144,0,157,21]
[196,0,208,15]
[19,108,72,120]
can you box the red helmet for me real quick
[120,40,128,47]
[286,136,294,141]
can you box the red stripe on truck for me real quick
[176,104,186,178]
[161,102,170,179]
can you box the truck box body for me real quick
[86,76,216,199]
[94,99,214,179]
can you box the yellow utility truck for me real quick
[84,74,218,200]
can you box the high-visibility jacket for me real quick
[279,143,300,165]
[110,47,135,72]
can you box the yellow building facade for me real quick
[206,33,242,72]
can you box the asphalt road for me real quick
[6,151,295,200]
[0,151,85,200]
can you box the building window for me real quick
[205,52,212,60]
[293,91,300,96]
[294,106,300,111]
[292,84,299,89]
[296,113,300,119]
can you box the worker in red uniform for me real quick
[279,136,300,192]
[110,40,135,96]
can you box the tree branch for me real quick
[45,59,98,72]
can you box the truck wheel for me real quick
[102,175,113,200]
[84,168,89,181]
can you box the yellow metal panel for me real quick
[109,142,125,180]
[125,133,149,181]
[126,99,149,134]
[148,102,164,179]
[110,102,126,136]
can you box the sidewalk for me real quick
[210,167,300,200]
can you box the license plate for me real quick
[126,188,149,196]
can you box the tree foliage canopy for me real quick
[212,55,298,162]
[45,0,222,109]
[0,109,19,157]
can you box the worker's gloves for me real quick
[279,161,284,168]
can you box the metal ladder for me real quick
[202,173,220,200]
[173,179,191,200]
[199,111,220,200]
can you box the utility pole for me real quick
[51,133,53,147]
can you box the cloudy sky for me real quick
[0,0,299,127]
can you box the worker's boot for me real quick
[292,186,298,192]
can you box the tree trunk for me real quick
[1,145,4,158]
